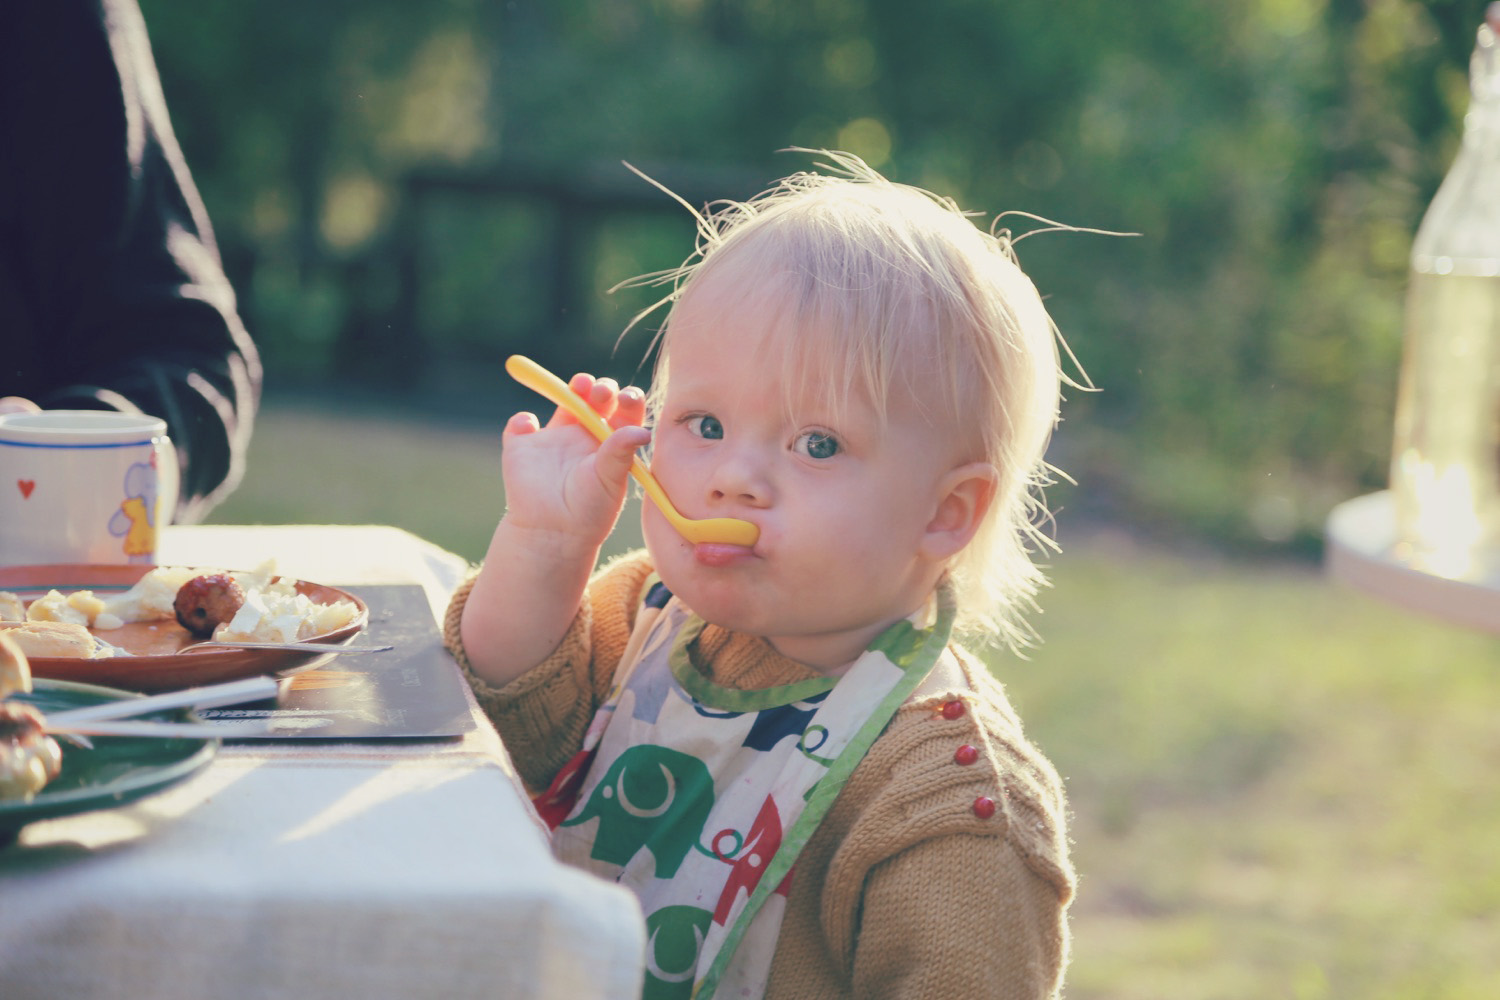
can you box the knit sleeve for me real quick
[831,702,1071,1000]
[442,549,656,791]
[851,834,1069,999]
[768,647,1074,999]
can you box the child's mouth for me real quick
[693,542,755,567]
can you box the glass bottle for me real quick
[1390,2,1500,580]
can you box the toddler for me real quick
[445,152,1076,1000]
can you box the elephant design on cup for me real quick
[562,744,715,878]
[108,459,162,560]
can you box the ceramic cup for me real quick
[0,410,179,567]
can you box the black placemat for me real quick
[197,584,476,741]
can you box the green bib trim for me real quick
[669,615,839,711]
[692,585,956,999]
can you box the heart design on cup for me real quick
[17,479,35,499]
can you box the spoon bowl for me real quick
[505,355,760,547]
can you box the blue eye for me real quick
[687,415,724,440]
[795,431,839,460]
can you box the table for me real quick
[0,524,647,1000]
[1325,491,1500,635]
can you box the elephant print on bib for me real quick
[560,743,715,878]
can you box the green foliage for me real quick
[141,0,1491,550]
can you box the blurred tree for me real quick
[138,0,495,377]
[136,0,1484,551]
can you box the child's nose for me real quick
[707,447,771,507]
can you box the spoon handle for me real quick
[504,355,678,521]
[505,355,759,547]
[178,641,393,654]
[47,719,277,739]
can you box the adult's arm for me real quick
[0,0,261,521]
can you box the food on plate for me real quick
[173,574,247,638]
[24,587,125,630]
[25,565,241,632]
[2,563,361,655]
[0,621,110,659]
[94,565,208,626]
[213,585,359,644]
[0,633,63,800]
[0,591,23,622]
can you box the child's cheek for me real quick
[639,502,686,560]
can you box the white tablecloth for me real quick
[0,525,646,1000]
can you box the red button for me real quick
[954,744,979,766]
[940,700,965,720]
[973,796,996,819]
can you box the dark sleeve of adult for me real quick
[0,0,262,522]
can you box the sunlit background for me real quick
[137,0,1491,556]
[135,2,1500,996]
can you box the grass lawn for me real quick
[207,396,512,565]
[1009,533,1500,1000]
[212,398,1500,999]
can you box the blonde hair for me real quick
[618,150,1078,651]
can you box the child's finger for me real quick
[588,378,621,419]
[594,425,652,486]
[504,411,541,437]
[566,373,595,404]
[610,386,647,429]
[553,372,625,425]
[543,373,596,427]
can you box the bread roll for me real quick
[0,632,30,699]
[0,591,24,622]
[0,621,100,659]
[0,701,61,800]
[0,633,63,800]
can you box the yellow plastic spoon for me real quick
[505,355,760,547]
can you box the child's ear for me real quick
[921,462,998,560]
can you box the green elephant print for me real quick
[562,744,715,878]
[642,904,713,1000]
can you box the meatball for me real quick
[173,574,247,638]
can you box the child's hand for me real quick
[460,373,650,686]
[500,372,651,552]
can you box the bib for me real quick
[541,582,955,999]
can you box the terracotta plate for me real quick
[0,564,368,693]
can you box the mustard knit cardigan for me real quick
[444,550,1075,1000]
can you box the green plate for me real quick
[1,678,218,840]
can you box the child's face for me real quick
[641,275,974,672]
